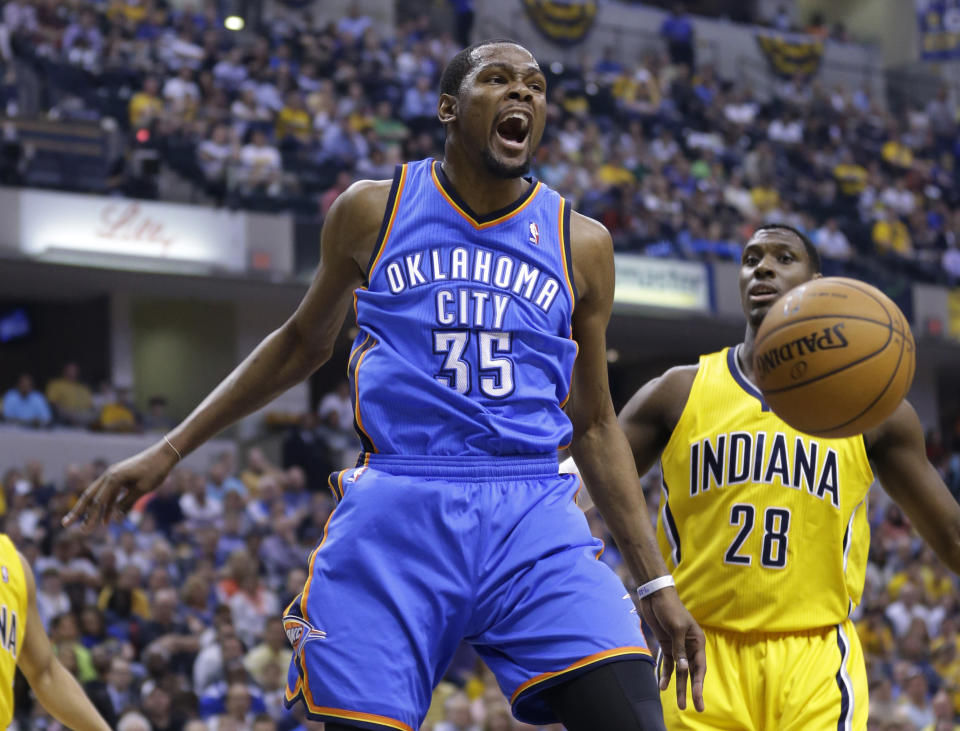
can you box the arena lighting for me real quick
[224,15,245,30]
[550,61,564,74]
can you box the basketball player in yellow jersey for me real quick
[610,224,960,730]
[0,534,110,730]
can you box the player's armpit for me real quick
[868,400,960,573]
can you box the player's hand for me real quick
[640,587,706,712]
[62,442,178,531]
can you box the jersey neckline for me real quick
[726,345,771,412]
[430,159,542,228]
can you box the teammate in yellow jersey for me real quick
[609,224,960,730]
[0,533,110,731]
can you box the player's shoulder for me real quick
[569,210,612,252]
[621,363,699,430]
[567,212,612,303]
[334,178,395,220]
[323,178,395,264]
[646,364,699,412]
[864,399,923,454]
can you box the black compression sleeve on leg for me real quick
[541,659,667,731]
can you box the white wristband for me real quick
[636,575,675,600]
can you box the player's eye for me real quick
[529,81,544,92]
[780,255,794,263]
[489,75,505,84]
[744,256,759,266]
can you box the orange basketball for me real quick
[752,277,915,438]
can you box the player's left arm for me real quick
[868,401,960,573]
[16,553,111,731]
[566,211,705,711]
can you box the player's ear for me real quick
[437,94,457,125]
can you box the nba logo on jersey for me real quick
[1,567,7,584]
[529,221,540,244]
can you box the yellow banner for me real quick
[522,0,597,46]
[949,289,960,340]
[755,33,824,78]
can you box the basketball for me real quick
[752,277,916,438]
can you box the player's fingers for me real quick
[673,641,689,711]
[658,650,674,692]
[115,487,139,520]
[691,643,706,712]
[97,480,126,527]
[62,480,100,529]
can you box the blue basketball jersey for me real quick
[348,158,578,456]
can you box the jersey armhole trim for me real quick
[559,197,578,309]
[659,358,704,463]
[365,164,408,283]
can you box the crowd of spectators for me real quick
[0,412,958,730]
[1,362,171,433]
[0,1,956,288]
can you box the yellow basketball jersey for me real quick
[0,535,26,728]
[659,347,874,633]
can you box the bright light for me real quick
[224,15,244,31]
[606,349,620,363]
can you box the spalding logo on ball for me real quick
[753,277,915,438]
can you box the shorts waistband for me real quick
[358,453,559,480]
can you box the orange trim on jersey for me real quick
[368,164,408,278]
[353,341,378,452]
[299,696,414,731]
[558,197,576,317]
[348,334,372,372]
[300,509,336,620]
[430,163,542,230]
[558,341,579,408]
[510,646,653,705]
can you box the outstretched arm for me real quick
[17,553,110,731]
[64,180,390,529]
[566,212,704,712]
[868,400,960,572]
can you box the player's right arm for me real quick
[16,553,111,731]
[618,366,697,476]
[64,180,392,529]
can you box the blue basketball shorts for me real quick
[283,454,652,731]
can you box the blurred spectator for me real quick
[873,207,913,257]
[899,667,934,729]
[238,129,282,196]
[449,0,475,47]
[197,124,238,200]
[815,218,853,261]
[660,3,695,68]
[98,385,139,432]
[3,373,53,427]
[46,362,96,427]
[142,395,174,432]
[337,3,373,42]
[435,691,480,731]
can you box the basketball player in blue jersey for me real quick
[608,224,960,730]
[64,40,705,731]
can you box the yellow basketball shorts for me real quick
[660,618,867,731]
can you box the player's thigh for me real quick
[541,659,666,731]
[286,467,476,729]
[473,475,652,725]
[659,631,757,731]
[779,620,868,731]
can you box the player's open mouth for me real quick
[495,111,530,151]
[748,285,779,303]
